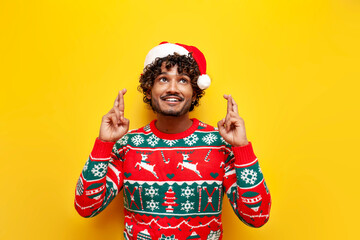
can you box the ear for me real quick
[146,90,151,100]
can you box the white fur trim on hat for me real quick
[144,43,189,68]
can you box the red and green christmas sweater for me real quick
[75,118,271,240]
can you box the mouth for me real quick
[160,95,184,103]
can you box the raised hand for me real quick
[99,88,130,142]
[217,94,249,147]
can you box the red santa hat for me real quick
[144,41,211,90]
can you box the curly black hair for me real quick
[138,52,205,112]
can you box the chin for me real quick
[154,107,189,117]
[151,99,191,117]
[159,110,184,117]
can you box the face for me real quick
[147,62,195,117]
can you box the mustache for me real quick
[160,94,184,101]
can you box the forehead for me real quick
[159,62,189,76]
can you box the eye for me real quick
[179,78,189,84]
[159,77,167,82]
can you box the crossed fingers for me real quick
[225,94,238,114]
[112,88,127,124]
[223,94,240,131]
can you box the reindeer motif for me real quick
[135,152,158,179]
[177,151,202,178]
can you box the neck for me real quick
[155,113,193,134]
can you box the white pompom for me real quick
[197,74,211,90]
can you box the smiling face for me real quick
[147,62,195,117]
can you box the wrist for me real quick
[98,136,115,143]
[92,138,116,159]
[232,140,249,147]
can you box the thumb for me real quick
[217,118,225,130]
[124,118,130,126]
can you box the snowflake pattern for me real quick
[181,200,195,212]
[163,139,178,146]
[91,163,107,177]
[131,135,144,146]
[146,199,159,211]
[184,134,199,146]
[181,186,195,199]
[202,133,218,145]
[147,134,160,147]
[144,124,150,132]
[258,165,262,174]
[83,159,89,172]
[240,169,258,185]
[118,135,129,145]
[112,143,117,153]
[145,186,159,198]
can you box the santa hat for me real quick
[144,41,211,90]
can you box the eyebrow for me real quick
[159,72,190,77]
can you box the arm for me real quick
[75,89,129,217]
[218,94,271,227]
[74,137,126,217]
[223,142,271,227]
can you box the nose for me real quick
[167,79,180,93]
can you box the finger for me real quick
[118,88,126,113]
[113,106,121,124]
[229,111,241,118]
[225,113,231,132]
[114,93,119,107]
[124,118,130,130]
[217,119,226,135]
[225,94,232,114]
[231,96,238,114]
[217,118,225,129]
[111,114,118,127]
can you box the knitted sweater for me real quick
[74,118,271,240]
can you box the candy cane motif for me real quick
[218,187,222,211]
[120,148,130,159]
[197,186,202,212]
[139,186,144,210]
[204,149,212,162]
[161,151,170,164]
[232,190,237,209]
[220,162,225,168]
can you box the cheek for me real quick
[180,85,193,95]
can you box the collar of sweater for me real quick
[150,118,199,140]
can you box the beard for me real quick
[151,96,192,117]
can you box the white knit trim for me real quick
[144,43,189,68]
[124,179,222,186]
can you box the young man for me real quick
[74,42,271,240]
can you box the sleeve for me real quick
[74,137,126,218]
[223,141,271,227]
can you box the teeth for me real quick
[165,98,179,102]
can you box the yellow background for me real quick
[1,0,359,239]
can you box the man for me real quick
[74,42,271,240]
